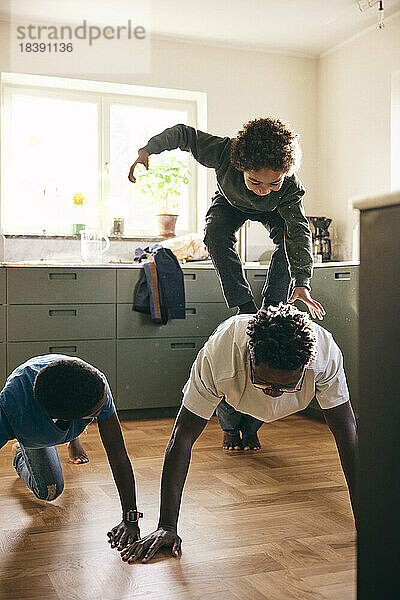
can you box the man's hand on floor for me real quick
[120,527,182,563]
[108,520,140,550]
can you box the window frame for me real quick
[0,72,207,237]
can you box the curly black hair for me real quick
[230,117,301,175]
[247,304,317,370]
[34,359,105,420]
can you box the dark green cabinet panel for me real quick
[117,303,234,339]
[116,338,207,410]
[0,268,5,304]
[8,304,116,342]
[116,269,142,303]
[6,340,116,392]
[181,268,226,302]
[0,307,5,342]
[8,268,116,304]
[117,267,226,304]
[0,343,5,388]
[245,268,268,307]
[305,266,359,414]
[247,265,359,415]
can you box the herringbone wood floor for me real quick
[0,414,356,600]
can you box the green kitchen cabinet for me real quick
[7,340,116,392]
[246,264,359,416]
[0,306,5,346]
[245,268,267,307]
[308,266,359,414]
[0,268,6,304]
[7,267,116,304]
[8,304,116,342]
[0,343,5,388]
[116,337,207,410]
[117,302,234,339]
[116,267,226,304]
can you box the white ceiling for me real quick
[2,0,400,57]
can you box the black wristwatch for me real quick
[123,509,143,523]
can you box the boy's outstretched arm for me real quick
[322,401,358,527]
[120,405,208,564]
[128,124,229,182]
[98,412,141,550]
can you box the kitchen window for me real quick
[1,73,206,237]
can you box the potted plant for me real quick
[135,156,191,238]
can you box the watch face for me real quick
[125,510,143,522]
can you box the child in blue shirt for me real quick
[0,355,143,551]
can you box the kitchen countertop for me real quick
[353,189,400,211]
[0,260,359,268]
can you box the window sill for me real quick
[4,234,164,242]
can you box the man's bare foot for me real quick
[67,438,89,464]
[242,433,261,451]
[223,432,243,451]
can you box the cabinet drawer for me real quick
[182,268,226,302]
[6,340,116,392]
[117,303,234,339]
[116,337,207,410]
[7,268,116,304]
[0,268,5,304]
[295,265,359,414]
[0,343,5,388]
[245,269,267,306]
[8,304,115,342]
[0,306,5,342]
[117,267,226,303]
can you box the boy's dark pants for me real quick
[204,192,291,438]
[204,192,291,309]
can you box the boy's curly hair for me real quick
[230,117,301,175]
[247,304,316,370]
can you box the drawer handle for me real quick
[170,342,196,349]
[49,309,77,317]
[49,273,77,280]
[253,274,266,279]
[185,307,197,315]
[334,272,351,281]
[184,273,196,280]
[49,346,77,353]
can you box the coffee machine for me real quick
[307,216,332,262]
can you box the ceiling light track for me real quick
[357,0,385,30]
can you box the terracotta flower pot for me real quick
[157,213,178,238]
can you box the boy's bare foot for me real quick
[67,438,89,464]
[222,432,243,451]
[242,433,261,451]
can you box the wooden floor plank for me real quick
[0,414,356,600]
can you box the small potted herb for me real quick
[135,156,191,237]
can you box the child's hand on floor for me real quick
[288,287,326,320]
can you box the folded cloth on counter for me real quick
[161,233,208,262]
[133,244,186,324]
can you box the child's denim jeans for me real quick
[216,399,264,436]
[13,444,64,501]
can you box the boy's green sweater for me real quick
[141,124,313,289]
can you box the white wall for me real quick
[318,14,400,258]
[0,21,319,254]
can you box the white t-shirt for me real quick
[182,315,350,422]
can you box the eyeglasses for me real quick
[249,356,306,393]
